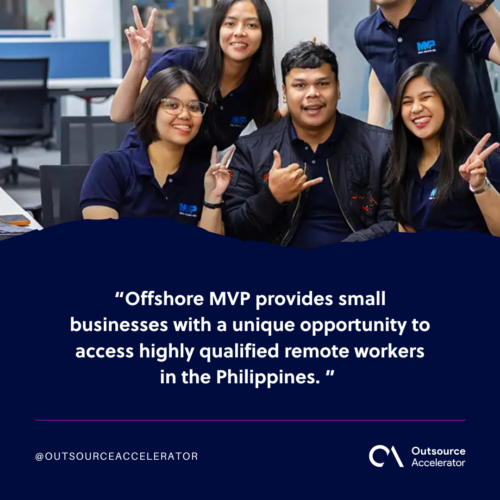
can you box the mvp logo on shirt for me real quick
[417,40,437,54]
[230,116,248,128]
[179,203,198,217]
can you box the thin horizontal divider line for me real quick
[35,419,467,422]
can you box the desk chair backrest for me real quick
[40,164,91,227]
[0,58,50,135]
[61,116,133,164]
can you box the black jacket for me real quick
[224,113,396,245]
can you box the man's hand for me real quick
[268,151,323,204]
[124,5,157,63]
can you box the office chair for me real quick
[0,58,54,184]
[61,116,133,164]
[40,164,91,227]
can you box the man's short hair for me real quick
[281,42,339,86]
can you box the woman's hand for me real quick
[204,146,235,203]
[459,133,499,190]
[124,5,157,64]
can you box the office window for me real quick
[0,0,55,31]
[120,0,214,73]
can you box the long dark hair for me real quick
[195,0,278,129]
[135,67,210,145]
[386,62,477,227]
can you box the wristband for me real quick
[469,0,494,14]
[203,200,224,209]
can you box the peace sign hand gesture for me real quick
[124,5,157,63]
[204,146,235,203]
[458,133,499,191]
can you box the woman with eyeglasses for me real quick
[112,0,279,154]
[81,68,232,233]
[386,62,500,236]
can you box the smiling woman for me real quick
[200,0,277,129]
[114,0,278,155]
[386,62,500,236]
[80,67,233,234]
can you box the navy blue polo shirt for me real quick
[408,151,500,233]
[80,141,206,223]
[288,114,352,249]
[120,45,257,152]
[355,0,500,141]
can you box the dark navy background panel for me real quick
[0,41,110,78]
[2,225,498,499]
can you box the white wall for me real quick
[267,0,329,102]
[61,0,121,116]
[26,0,55,30]
[329,0,371,120]
[268,0,371,120]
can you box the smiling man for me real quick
[224,42,396,247]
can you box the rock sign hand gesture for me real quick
[269,151,323,204]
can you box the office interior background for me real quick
[1,0,500,219]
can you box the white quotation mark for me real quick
[326,370,335,376]
[36,453,43,461]
[115,292,124,298]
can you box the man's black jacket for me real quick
[224,113,396,244]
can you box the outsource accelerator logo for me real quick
[369,446,466,468]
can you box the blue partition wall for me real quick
[0,41,110,78]
[0,33,52,38]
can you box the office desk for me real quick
[0,77,121,115]
[0,77,122,147]
[48,78,123,149]
[49,78,123,116]
[0,187,43,238]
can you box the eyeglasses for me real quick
[160,97,208,117]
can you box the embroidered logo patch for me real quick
[179,203,198,217]
[417,40,436,54]
[230,116,248,128]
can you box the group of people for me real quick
[80,0,500,246]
